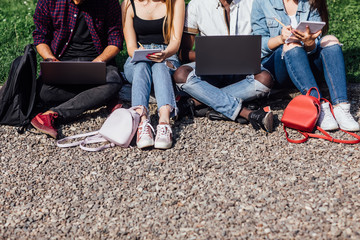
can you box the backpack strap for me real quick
[284,125,360,144]
[25,44,38,122]
[56,131,99,148]
[79,134,115,152]
[308,126,360,144]
[284,97,360,144]
[310,99,360,144]
[283,125,309,143]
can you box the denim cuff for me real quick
[157,104,178,118]
[230,99,243,121]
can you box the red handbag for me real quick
[281,87,360,144]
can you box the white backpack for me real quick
[57,107,142,151]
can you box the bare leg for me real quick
[159,105,171,124]
[254,70,274,88]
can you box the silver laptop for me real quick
[40,61,106,85]
[195,35,261,75]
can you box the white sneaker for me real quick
[333,103,360,131]
[154,124,173,149]
[136,119,154,149]
[318,102,339,131]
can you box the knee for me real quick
[105,82,121,96]
[320,35,340,48]
[39,84,55,102]
[106,69,122,84]
[173,65,193,84]
[255,70,273,88]
[134,62,150,73]
[283,42,302,52]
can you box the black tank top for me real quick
[131,0,165,45]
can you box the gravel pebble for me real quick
[1,84,360,239]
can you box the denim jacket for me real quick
[251,0,322,58]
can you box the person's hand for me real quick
[146,50,167,63]
[280,25,292,43]
[44,58,59,62]
[291,25,322,48]
[92,57,105,62]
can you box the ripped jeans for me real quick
[124,44,180,116]
[262,43,348,104]
[177,62,271,120]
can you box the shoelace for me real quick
[339,107,353,119]
[249,109,265,131]
[138,120,154,139]
[321,107,335,121]
[157,124,172,136]
[49,112,59,126]
[40,112,58,126]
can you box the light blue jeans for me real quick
[177,62,271,120]
[124,44,180,116]
[262,43,348,104]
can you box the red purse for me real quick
[281,87,360,144]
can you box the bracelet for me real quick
[44,58,56,62]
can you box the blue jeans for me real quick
[177,62,271,120]
[262,43,348,104]
[124,44,180,116]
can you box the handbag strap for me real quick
[56,131,99,148]
[130,106,145,117]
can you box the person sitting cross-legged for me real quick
[173,0,275,132]
[31,0,124,139]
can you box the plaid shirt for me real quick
[33,0,123,59]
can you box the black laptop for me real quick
[40,61,106,85]
[195,35,261,76]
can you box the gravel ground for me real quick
[1,84,360,239]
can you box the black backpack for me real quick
[0,44,37,131]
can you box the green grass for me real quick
[327,0,360,82]
[0,0,38,83]
[1,0,359,84]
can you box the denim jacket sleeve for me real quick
[251,0,273,58]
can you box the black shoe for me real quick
[194,105,210,117]
[207,110,228,121]
[207,110,248,124]
[177,97,195,118]
[244,101,261,111]
[177,97,209,118]
[248,107,273,132]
